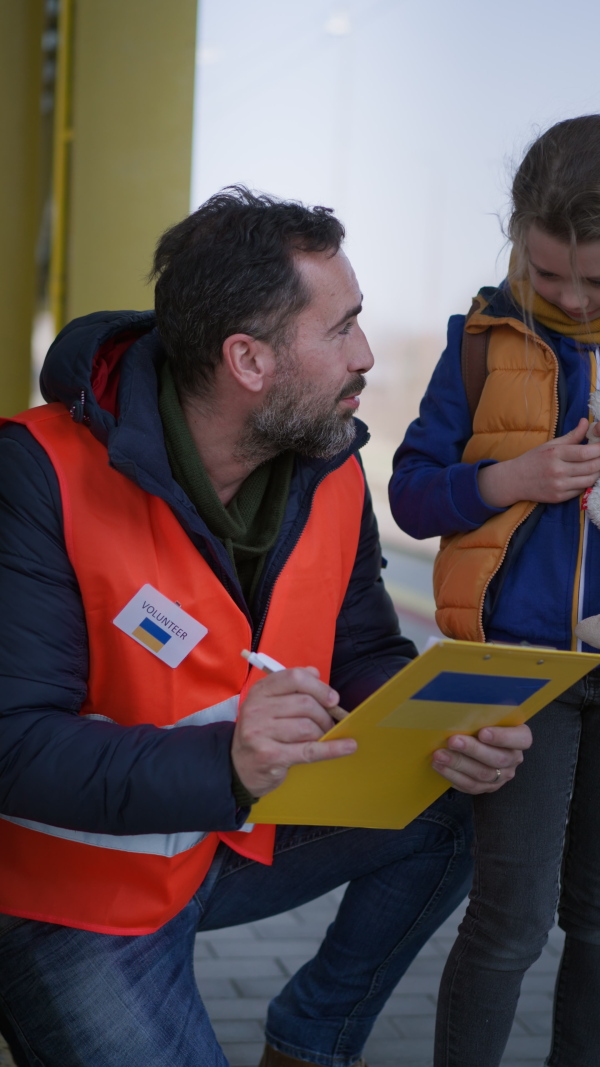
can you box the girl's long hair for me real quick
[506,116,600,424]
[509,115,600,296]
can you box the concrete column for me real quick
[64,0,198,322]
[0,1,44,415]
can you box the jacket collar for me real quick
[466,281,579,354]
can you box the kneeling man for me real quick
[0,187,530,1067]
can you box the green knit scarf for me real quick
[158,362,294,608]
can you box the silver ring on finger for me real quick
[493,768,501,782]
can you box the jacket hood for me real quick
[35,307,370,630]
[40,309,157,443]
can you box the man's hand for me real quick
[231,667,357,798]
[431,723,532,794]
[477,418,600,507]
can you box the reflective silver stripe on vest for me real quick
[83,694,239,731]
[0,815,210,858]
[0,694,241,857]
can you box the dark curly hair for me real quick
[151,186,345,395]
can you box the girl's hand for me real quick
[477,418,600,506]
[431,723,532,794]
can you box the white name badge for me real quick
[113,584,208,668]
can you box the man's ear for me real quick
[221,333,276,394]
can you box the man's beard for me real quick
[237,366,366,465]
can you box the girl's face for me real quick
[526,224,600,321]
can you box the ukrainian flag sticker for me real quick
[113,584,208,668]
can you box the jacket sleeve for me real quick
[0,424,245,835]
[330,473,418,711]
[388,314,507,540]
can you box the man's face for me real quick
[245,249,374,459]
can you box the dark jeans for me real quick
[435,675,600,1067]
[0,791,472,1067]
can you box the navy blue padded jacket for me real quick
[0,311,417,837]
[389,297,600,649]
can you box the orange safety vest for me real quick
[0,404,365,934]
[433,305,559,641]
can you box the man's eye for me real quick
[339,321,353,335]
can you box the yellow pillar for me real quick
[63,0,198,323]
[0,0,44,416]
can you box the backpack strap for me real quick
[461,300,491,420]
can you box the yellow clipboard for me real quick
[251,640,600,830]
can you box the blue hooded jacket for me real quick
[0,311,416,836]
[389,287,600,651]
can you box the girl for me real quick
[389,115,600,1067]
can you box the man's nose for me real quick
[349,327,374,373]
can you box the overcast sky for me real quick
[192,0,600,343]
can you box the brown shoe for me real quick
[258,1044,368,1067]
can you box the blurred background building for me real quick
[2,0,198,411]
[4,0,600,641]
[2,10,598,1063]
[192,0,600,559]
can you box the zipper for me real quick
[576,513,590,652]
[574,346,600,650]
[69,388,91,425]
[476,333,560,641]
[476,503,537,641]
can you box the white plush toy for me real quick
[582,389,600,529]
[573,389,600,649]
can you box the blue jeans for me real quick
[434,675,600,1067]
[0,791,472,1067]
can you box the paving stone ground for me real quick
[0,553,560,1066]
[0,890,562,1066]
[193,888,562,1067]
[0,1040,13,1067]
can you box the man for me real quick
[0,188,530,1067]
